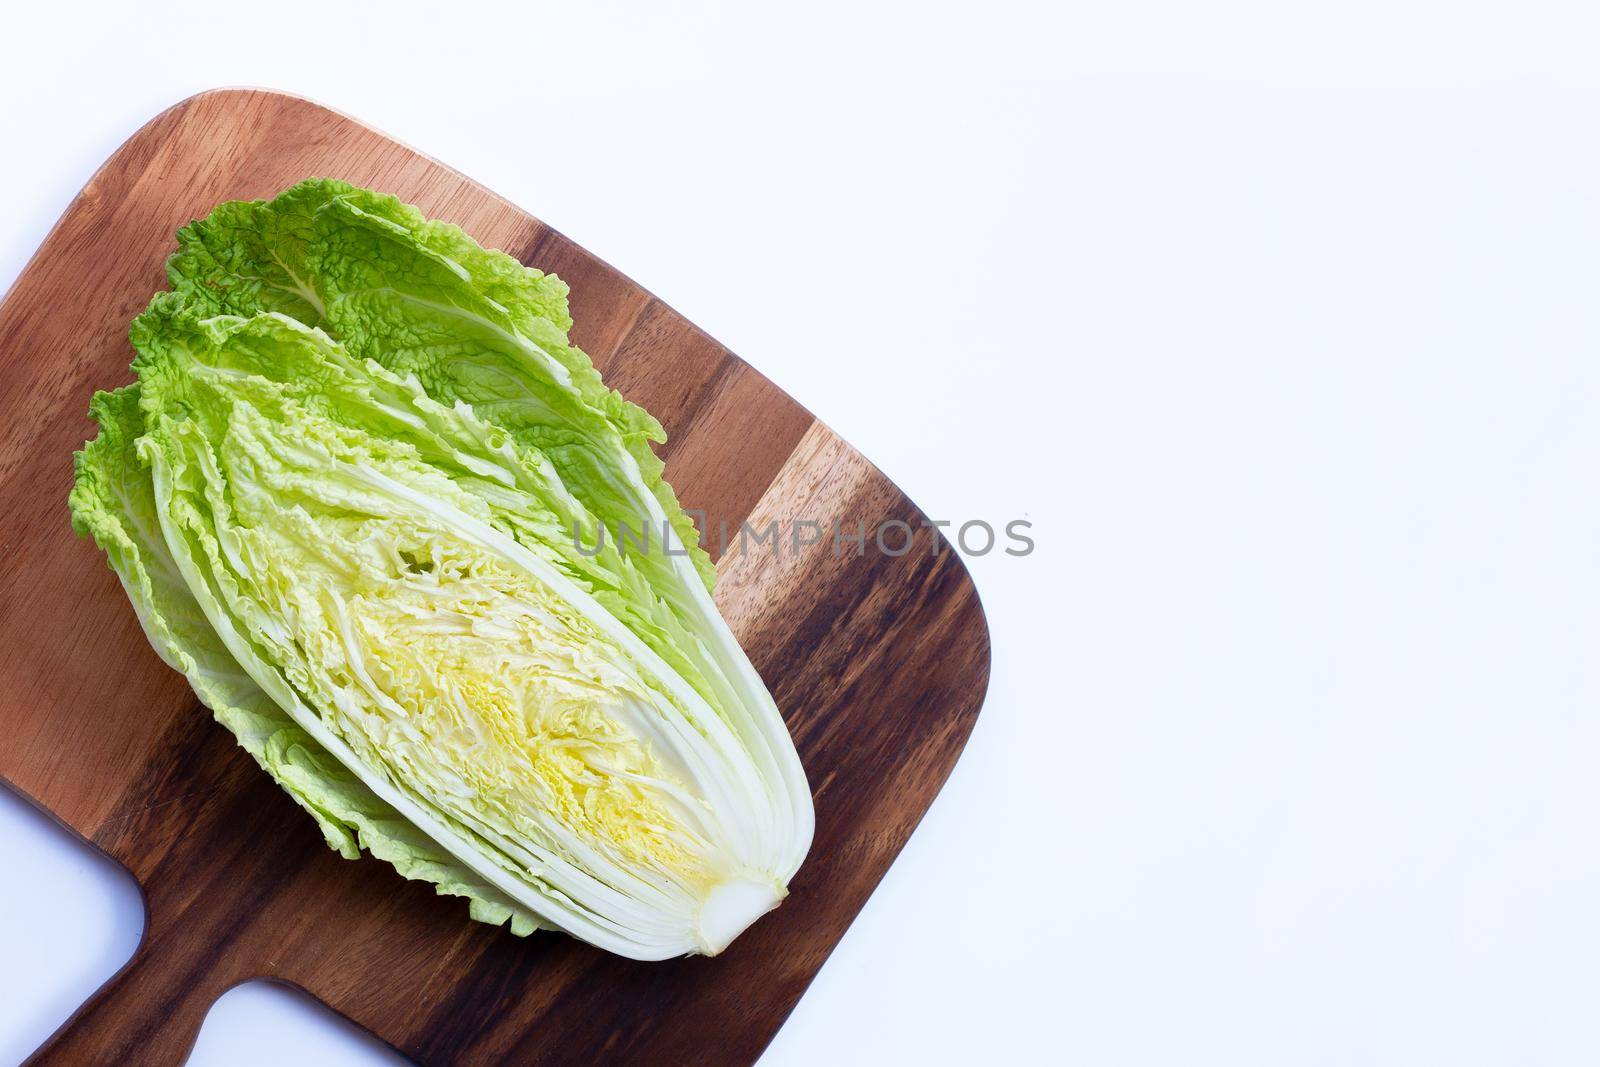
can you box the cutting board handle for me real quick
[24,933,228,1066]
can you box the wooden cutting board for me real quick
[0,89,989,1066]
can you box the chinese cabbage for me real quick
[69,183,812,959]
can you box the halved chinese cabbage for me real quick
[69,185,812,959]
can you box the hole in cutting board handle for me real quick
[188,981,406,1066]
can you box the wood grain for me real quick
[0,89,989,1066]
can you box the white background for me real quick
[4,2,1600,1064]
